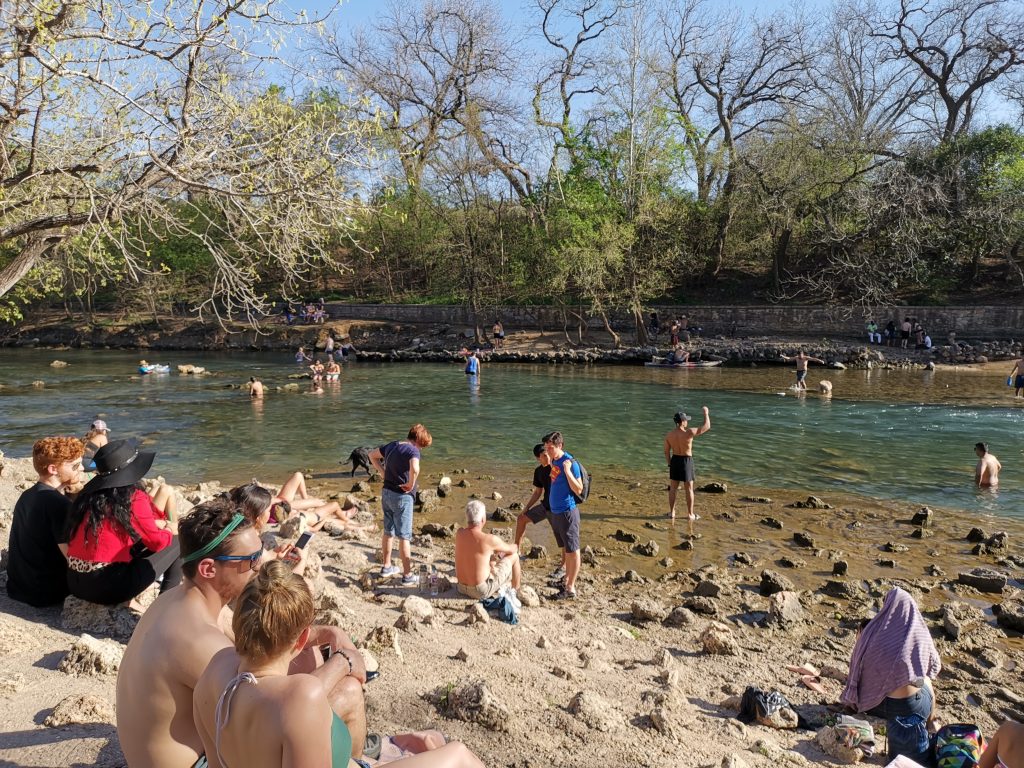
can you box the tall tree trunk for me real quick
[0,237,57,299]
[771,227,792,293]
[707,170,735,277]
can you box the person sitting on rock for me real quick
[82,419,110,471]
[455,500,521,603]
[6,436,84,607]
[64,440,182,608]
[116,499,367,768]
[194,560,484,768]
[841,587,939,763]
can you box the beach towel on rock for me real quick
[841,587,940,713]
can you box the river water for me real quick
[0,349,1021,520]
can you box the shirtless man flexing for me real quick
[663,407,711,523]
[975,442,1002,488]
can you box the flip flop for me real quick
[786,663,821,677]
[801,675,827,694]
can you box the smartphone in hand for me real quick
[295,531,314,549]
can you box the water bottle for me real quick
[429,567,439,596]
[419,564,429,592]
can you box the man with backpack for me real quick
[663,407,711,525]
[542,431,584,600]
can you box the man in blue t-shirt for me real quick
[464,350,480,375]
[542,430,583,600]
[369,424,433,585]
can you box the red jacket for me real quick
[67,489,171,563]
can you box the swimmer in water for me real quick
[975,442,1001,488]
[249,377,264,398]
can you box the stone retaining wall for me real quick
[326,303,1024,339]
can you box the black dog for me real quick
[343,446,374,477]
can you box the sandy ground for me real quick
[1,454,1023,768]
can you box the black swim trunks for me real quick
[796,369,807,383]
[669,455,695,483]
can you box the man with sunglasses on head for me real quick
[117,499,367,768]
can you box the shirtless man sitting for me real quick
[116,499,367,768]
[455,500,521,602]
[975,442,1002,488]
[663,407,711,523]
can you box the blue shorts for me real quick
[382,488,414,541]
[1016,375,1024,389]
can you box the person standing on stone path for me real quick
[663,408,711,526]
[369,424,433,586]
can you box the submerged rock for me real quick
[635,540,659,557]
[698,482,728,493]
[994,599,1024,633]
[760,517,784,530]
[793,532,816,548]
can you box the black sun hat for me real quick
[80,439,155,494]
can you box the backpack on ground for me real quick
[570,459,591,504]
[935,724,984,768]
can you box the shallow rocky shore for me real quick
[1,452,1023,767]
[5,314,1023,370]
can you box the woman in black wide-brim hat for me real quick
[64,440,182,606]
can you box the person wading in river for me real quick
[663,408,711,527]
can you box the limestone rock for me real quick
[884,541,910,553]
[427,680,510,732]
[760,517,784,530]
[526,545,548,559]
[568,691,621,731]
[734,552,755,566]
[816,725,864,763]
[943,602,981,641]
[614,529,639,543]
[684,596,718,616]
[453,647,469,662]
[490,507,515,522]
[61,596,139,641]
[631,600,668,622]
[635,540,659,557]
[821,580,865,600]
[911,507,933,527]
[464,603,490,625]
[401,595,434,622]
[490,491,502,501]
[994,599,1024,633]
[986,532,1009,550]
[364,626,404,659]
[760,569,794,596]
[966,527,988,543]
[416,488,439,505]
[958,568,1007,593]
[832,561,849,576]
[352,481,371,493]
[793,532,816,548]
[778,556,805,569]
[698,482,728,493]
[722,755,751,768]
[767,592,804,626]
[663,606,695,627]
[437,477,452,497]
[50,360,70,367]
[44,694,115,727]
[58,634,124,677]
[695,579,724,598]
[790,496,832,509]
[394,614,421,633]
[701,622,739,655]
[517,585,540,607]
[420,522,455,538]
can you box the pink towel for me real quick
[841,587,940,713]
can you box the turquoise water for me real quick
[0,349,1021,519]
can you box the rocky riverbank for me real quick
[1,452,1023,767]
[4,313,1023,369]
